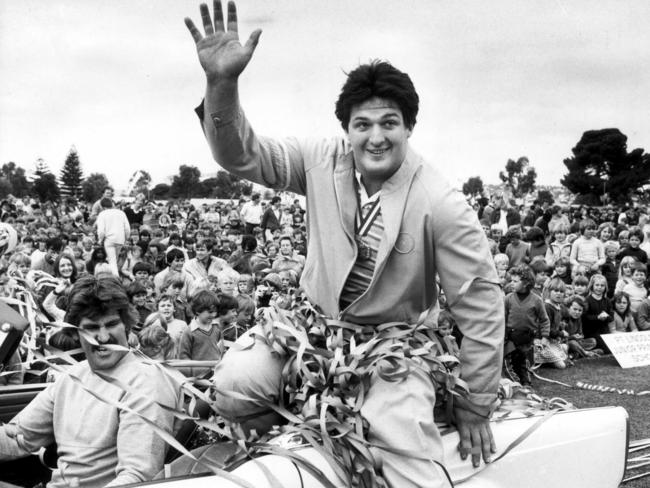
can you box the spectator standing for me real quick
[90,186,114,220]
[95,198,131,277]
[271,235,305,276]
[569,219,605,275]
[260,196,282,242]
[240,193,263,234]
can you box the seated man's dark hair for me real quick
[334,60,419,131]
[65,275,138,332]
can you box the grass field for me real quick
[531,355,650,488]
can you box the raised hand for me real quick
[185,1,262,82]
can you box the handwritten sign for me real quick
[601,331,650,369]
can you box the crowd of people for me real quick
[474,193,650,386]
[0,189,309,385]
[3,189,649,391]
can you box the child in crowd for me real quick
[563,296,601,358]
[162,276,193,324]
[545,225,572,267]
[178,290,223,377]
[529,257,550,297]
[236,294,256,331]
[490,225,507,254]
[538,278,569,369]
[156,295,189,350]
[609,292,637,333]
[504,265,550,386]
[217,268,239,297]
[526,226,547,261]
[139,313,176,360]
[622,261,648,318]
[618,226,648,264]
[615,256,637,295]
[582,274,612,352]
[551,256,572,285]
[493,253,510,289]
[217,293,242,342]
[132,261,153,284]
[435,310,460,357]
[571,275,589,299]
[569,219,605,275]
[618,230,630,252]
[126,280,153,334]
[601,241,620,298]
[237,273,255,298]
[505,226,529,267]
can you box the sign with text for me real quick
[601,331,650,369]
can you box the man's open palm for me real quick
[185,1,261,82]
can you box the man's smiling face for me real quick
[347,97,411,190]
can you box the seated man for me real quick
[0,275,180,487]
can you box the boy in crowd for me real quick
[505,226,529,267]
[618,226,648,264]
[571,275,590,299]
[622,261,648,318]
[504,265,551,386]
[178,289,223,377]
[162,276,194,324]
[127,280,154,333]
[133,261,154,283]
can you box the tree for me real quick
[461,176,484,198]
[151,183,171,200]
[536,189,555,206]
[33,173,60,202]
[59,146,84,199]
[0,162,31,197]
[561,128,650,204]
[170,165,201,198]
[499,157,537,197]
[82,173,111,203]
[202,170,253,198]
[127,170,152,197]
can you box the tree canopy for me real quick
[499,157,537,197]
[170,165,201,199]
[59,147,84,200]
[461,176,484,198]
[0,162,31,198]
[33,173,60,202]
[561,128,650,204]
[82,173,111,202]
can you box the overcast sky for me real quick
[1,0,649,192]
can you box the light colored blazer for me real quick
[196,102,504,408]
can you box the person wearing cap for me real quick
[0,275,180,487]
[186,3,503,486]
[260,196,282,242]
[239,193,263,235]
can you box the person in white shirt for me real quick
[96,198,131,277]
[239,193,263,234]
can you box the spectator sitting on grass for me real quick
[539,277,569,369]
[571,275,589,300]
[614,256,637,295]
[550,256,572,285]
[609,291,638,333]
[618,226,648,264]
[601,240,620,298]
[563,295,602,358]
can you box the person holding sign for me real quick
[186,2,504,486]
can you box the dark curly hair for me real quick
[335,60,419,131]
[509,264,536,291]
[65,275,137,332]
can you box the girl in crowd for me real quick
[551,256,572,285]
[570,219,605,275]
[615,256,637,294]
[598,223,615,243]
[139,312,176,360]
[538,277,569,369]
[601,241,620,298]
[582,274,612,352]
[155,294,189,351]
[545,225,572,267]
[609,292,637,333]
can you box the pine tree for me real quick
[59,146,84,199]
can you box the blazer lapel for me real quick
[333,152,357,242]
[375,150,420,270]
